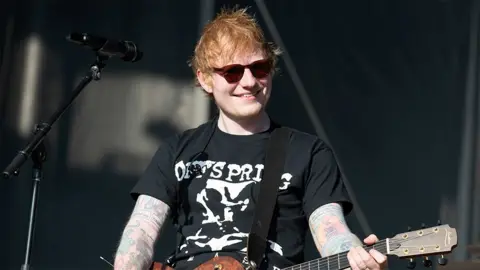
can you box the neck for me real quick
[217,111,270,135]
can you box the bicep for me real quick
[303,143,353,219]
[127,195,171,239]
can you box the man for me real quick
[114,7,387,270]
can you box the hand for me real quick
[346,234,387,270]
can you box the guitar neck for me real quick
[281,239,389,270]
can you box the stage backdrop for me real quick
[0,0,475,269]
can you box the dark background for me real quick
[1,0,478,269]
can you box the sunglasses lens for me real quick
[250,61,272,79]
[215,60,272,83]
[223,66,245,83]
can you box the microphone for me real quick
[66,32,143,62]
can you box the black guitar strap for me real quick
[246,126,291,269]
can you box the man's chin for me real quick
[230,107,264,120]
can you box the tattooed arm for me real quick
[114,195,170,270]
[308,203,362,257]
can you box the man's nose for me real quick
[239,68,256,89]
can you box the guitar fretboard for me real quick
[281,239,389,270]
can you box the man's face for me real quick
[198,50,272,120]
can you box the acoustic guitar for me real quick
[150,224,458,270]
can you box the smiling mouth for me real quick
[233,90,261,98]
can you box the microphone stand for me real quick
[2,53,110,270]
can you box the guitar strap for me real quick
[246,126,291,269]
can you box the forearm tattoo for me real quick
[308,203,362,257]
[114,195,170,270]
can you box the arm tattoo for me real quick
[308,203,362,257]
[114,195,170,270]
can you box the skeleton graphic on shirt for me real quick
[174,159,292,259]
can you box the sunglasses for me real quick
[212,59,273,84]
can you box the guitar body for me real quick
[151,256,245,270]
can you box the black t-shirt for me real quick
[131,118,352,270]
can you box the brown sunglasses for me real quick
[212,59,273,84]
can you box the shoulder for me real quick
[279,125,331,153]
[157,119,216,155]
[177,120,214,144]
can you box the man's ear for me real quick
[197,70,213,94]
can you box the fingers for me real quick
[348,247,374,270]
[347,249,361,270]
[363,234,379,245]
[348,234,387,269]
[348,246,386,270]
[370,249,388,266]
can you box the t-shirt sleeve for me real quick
[303,139,353,219]
[130,135,179,210]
